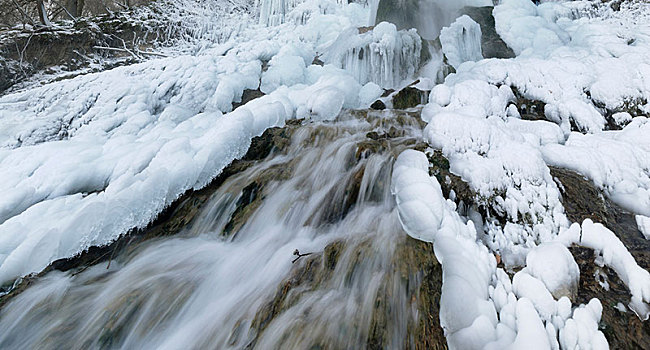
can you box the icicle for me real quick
[258,0,303,26]
[322,22,422,89]
[439,15,483,70]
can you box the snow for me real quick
[524,243,579,300]
[391,150,610,349]
[0,0,375,284]
[638,215,650,240]
[543,118,650,217]
[580,219,650,320]
[396,0,650,347]
[439,15,483,70]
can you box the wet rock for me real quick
[232,89,265,110]
[570,246,650,349]
[511,86,547,121]
[551,166,650,348]
[370,100,386,110]
[426,149,474,210]
[392,84,429,110]
[247,236,447,349]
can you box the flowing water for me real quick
[0,111,447,349]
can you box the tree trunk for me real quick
[66,0,77,17]
[76,0,84,17]
[36,0,51,26]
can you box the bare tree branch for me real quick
[10,0,36,25]
[51,0,77,21]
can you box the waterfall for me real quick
[373,0,492,40]
[0,111,446,349]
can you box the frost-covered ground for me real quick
[1,0,650,348]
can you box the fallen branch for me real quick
[93,45,167,58]
[93,45,140,59]
[292,249,313,263]
[51,0,77,21]
[10,0,36,25]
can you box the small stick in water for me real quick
[292,249,312,263]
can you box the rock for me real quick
[392,85,429,109]
[232,89,265,110]
[552,166,650,348]
[370,100,386,110]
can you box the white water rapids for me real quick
[0,111,440,349]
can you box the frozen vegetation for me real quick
[1,0,650,348]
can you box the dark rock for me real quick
[232,89,265,110]
[392,84,429,109]
[381,89,395,97]
[461,6,516,59]
[511,86,547,121]
[551,166,650,348]
[370,100,386,110]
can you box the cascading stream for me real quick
[0,110,446,349]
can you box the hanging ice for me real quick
[258,0,303,26]
[372,0,492,40]
[322,22,421,89]
[440,15,483,70]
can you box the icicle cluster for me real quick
[322,22,421,89]
[439,15,483,70]
[258,0,304,26]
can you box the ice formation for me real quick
[322,22,422,88]
[259,0,303,26]
[1,0,649,348]
[372,0,492,40]
[0,1,371,284]
[440,15,483,70]
[392,150,609,349]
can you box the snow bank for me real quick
[543,118,650,217]
[0,0,377,284]
[322,22,421,88]
[422,80,568,265]
[392,150,500,348]
[440,15,483,70]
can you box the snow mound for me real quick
[638,215,650,240]
[523,242,579,301]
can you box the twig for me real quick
[10,0,36,25]
[51,0,77,21]
[93,45,166,58]
[93,45,139,59]
[292,249,313,263]
[17,31,34,76]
